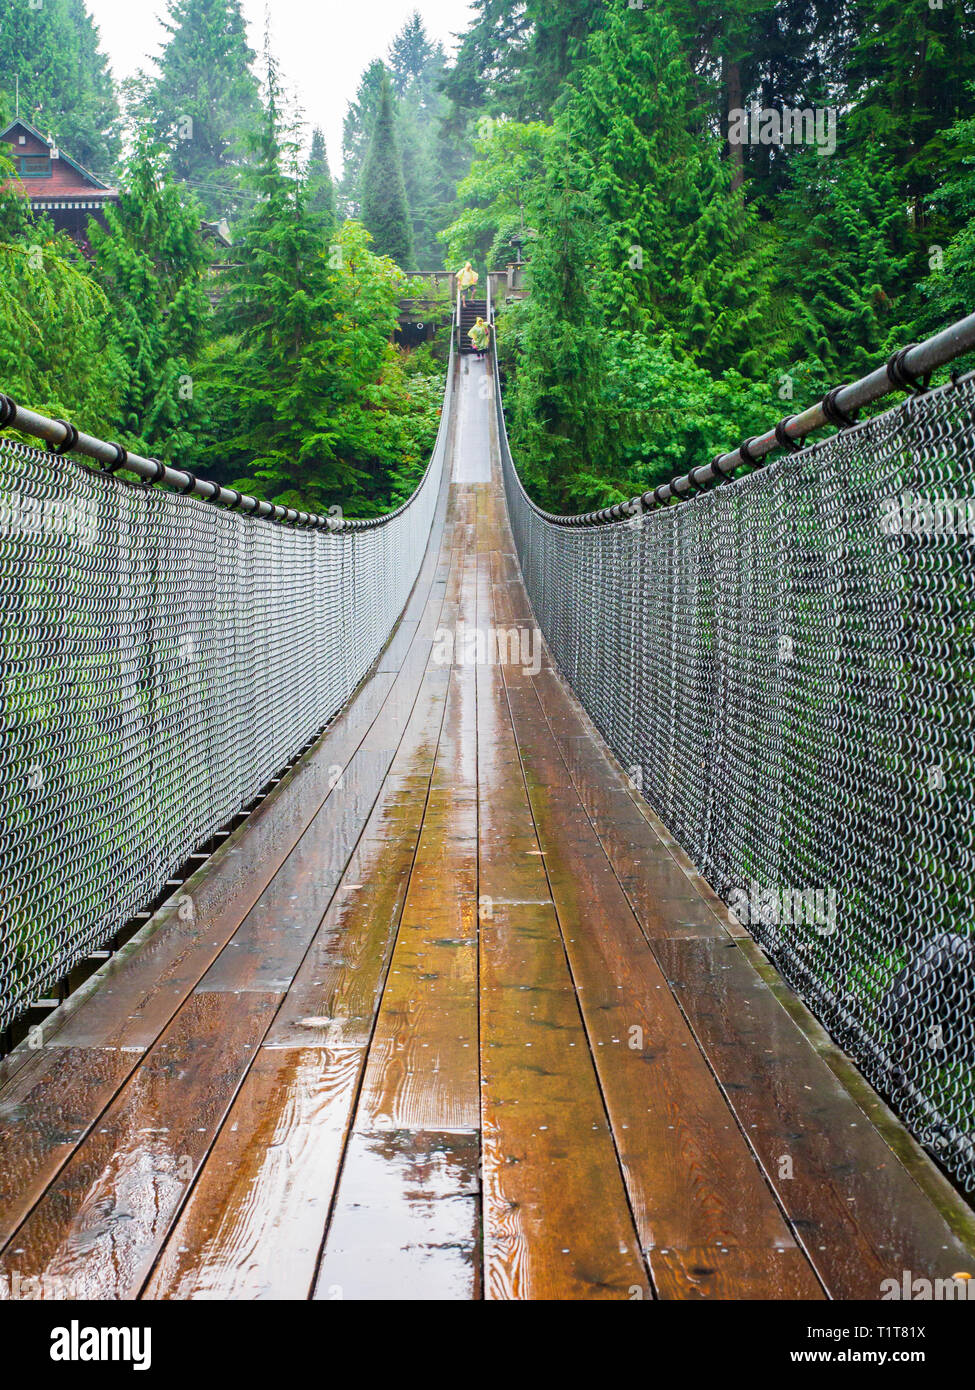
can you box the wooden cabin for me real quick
[0,118,118,249]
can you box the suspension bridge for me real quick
[0,290,973,1300]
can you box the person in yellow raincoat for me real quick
[468,316,491,359]
[457,260,479,303]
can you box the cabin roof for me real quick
[0,118,113,191]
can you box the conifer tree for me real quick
[143,0,261,218]
[0,0,120,174]
[306,128,335,230]
[566,6,773,373]
[338,60,387,218]
[90,136,210,457]
[775,148,918,375]
[509,141,613,511]
[911,107,975,337]
[847,0,975,225]
[360,74,415,269]
[211,43,350,506]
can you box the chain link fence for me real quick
[496,364,975,1189]
[0,351,454,1037]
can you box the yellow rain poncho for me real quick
[468,317,491,352]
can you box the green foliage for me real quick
[340,15,471,268]
[601,331,779,495]
[338,60,387,219]
[0,236,119,433]
[444,0,603,124]
[306,127,335,231]
[140,0,261,219]
[360,74,415,269]
[90,138,210,459]
[440,120,550,270]
[503,150,614,512]
[0,0,120,174]
[194,47,436,517]
[847,0,975,219]
[567,8,774,372]
[910,102,975,338]
[775,148,915,374]
[454,0,975,511]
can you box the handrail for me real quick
[494,310,975,527]
[0,341,455,532]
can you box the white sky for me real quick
[85,0,475,172]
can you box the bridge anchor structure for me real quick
[0,304,973,1299]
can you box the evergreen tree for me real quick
[90,136,210,458]
[306,127,335,229]
[902,104,975,340]
[776,148,915,376]
[442,0,531,124]
[566,7,774,373]
[338,60,387,218]
[508,145,614,511]
[0,0,120,174]
[847,0,975,225]
[360,74,415,269]
[143,0,261,219]
[0,233,121,434]
[210,43,348,506]
[440,119,550,270]
[388,12,439,96]
[389,17,454,266]
[341,17,469,266]
[444,0,602,123]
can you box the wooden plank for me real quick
[527,656,975,1296]
[313,1127,480,1301]
[476,543,650,1300]
[147,556,463,1297]
[349,556,480,1134]
[265,607,454,1052]
[144,1047,362,1299]
[499,664,823,1298]
[314,475,482,1299]
[0,992,276,1298]
[653,936,975,1298]
[310,558,481,1295]
[0,1048,133,1250]
[195,747,413,994]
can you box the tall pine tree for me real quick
[306,127,335,230]
[338,61,387,218]
[360,74,415,269]
[566,6,773,373]
[143,0,261,219]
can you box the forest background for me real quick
[1,0,973,515]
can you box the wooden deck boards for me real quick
[0,357,972,1301]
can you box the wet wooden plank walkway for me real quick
[0,357,973,1300]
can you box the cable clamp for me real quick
[822,386,859,429]
[774,418,804,452]
[886,345,931,394]
[48,420,79,455]
[738,436,761,467]
[104,442,128,472]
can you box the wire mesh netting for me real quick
[0,354,454,1037]
[497,366,975,1188]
